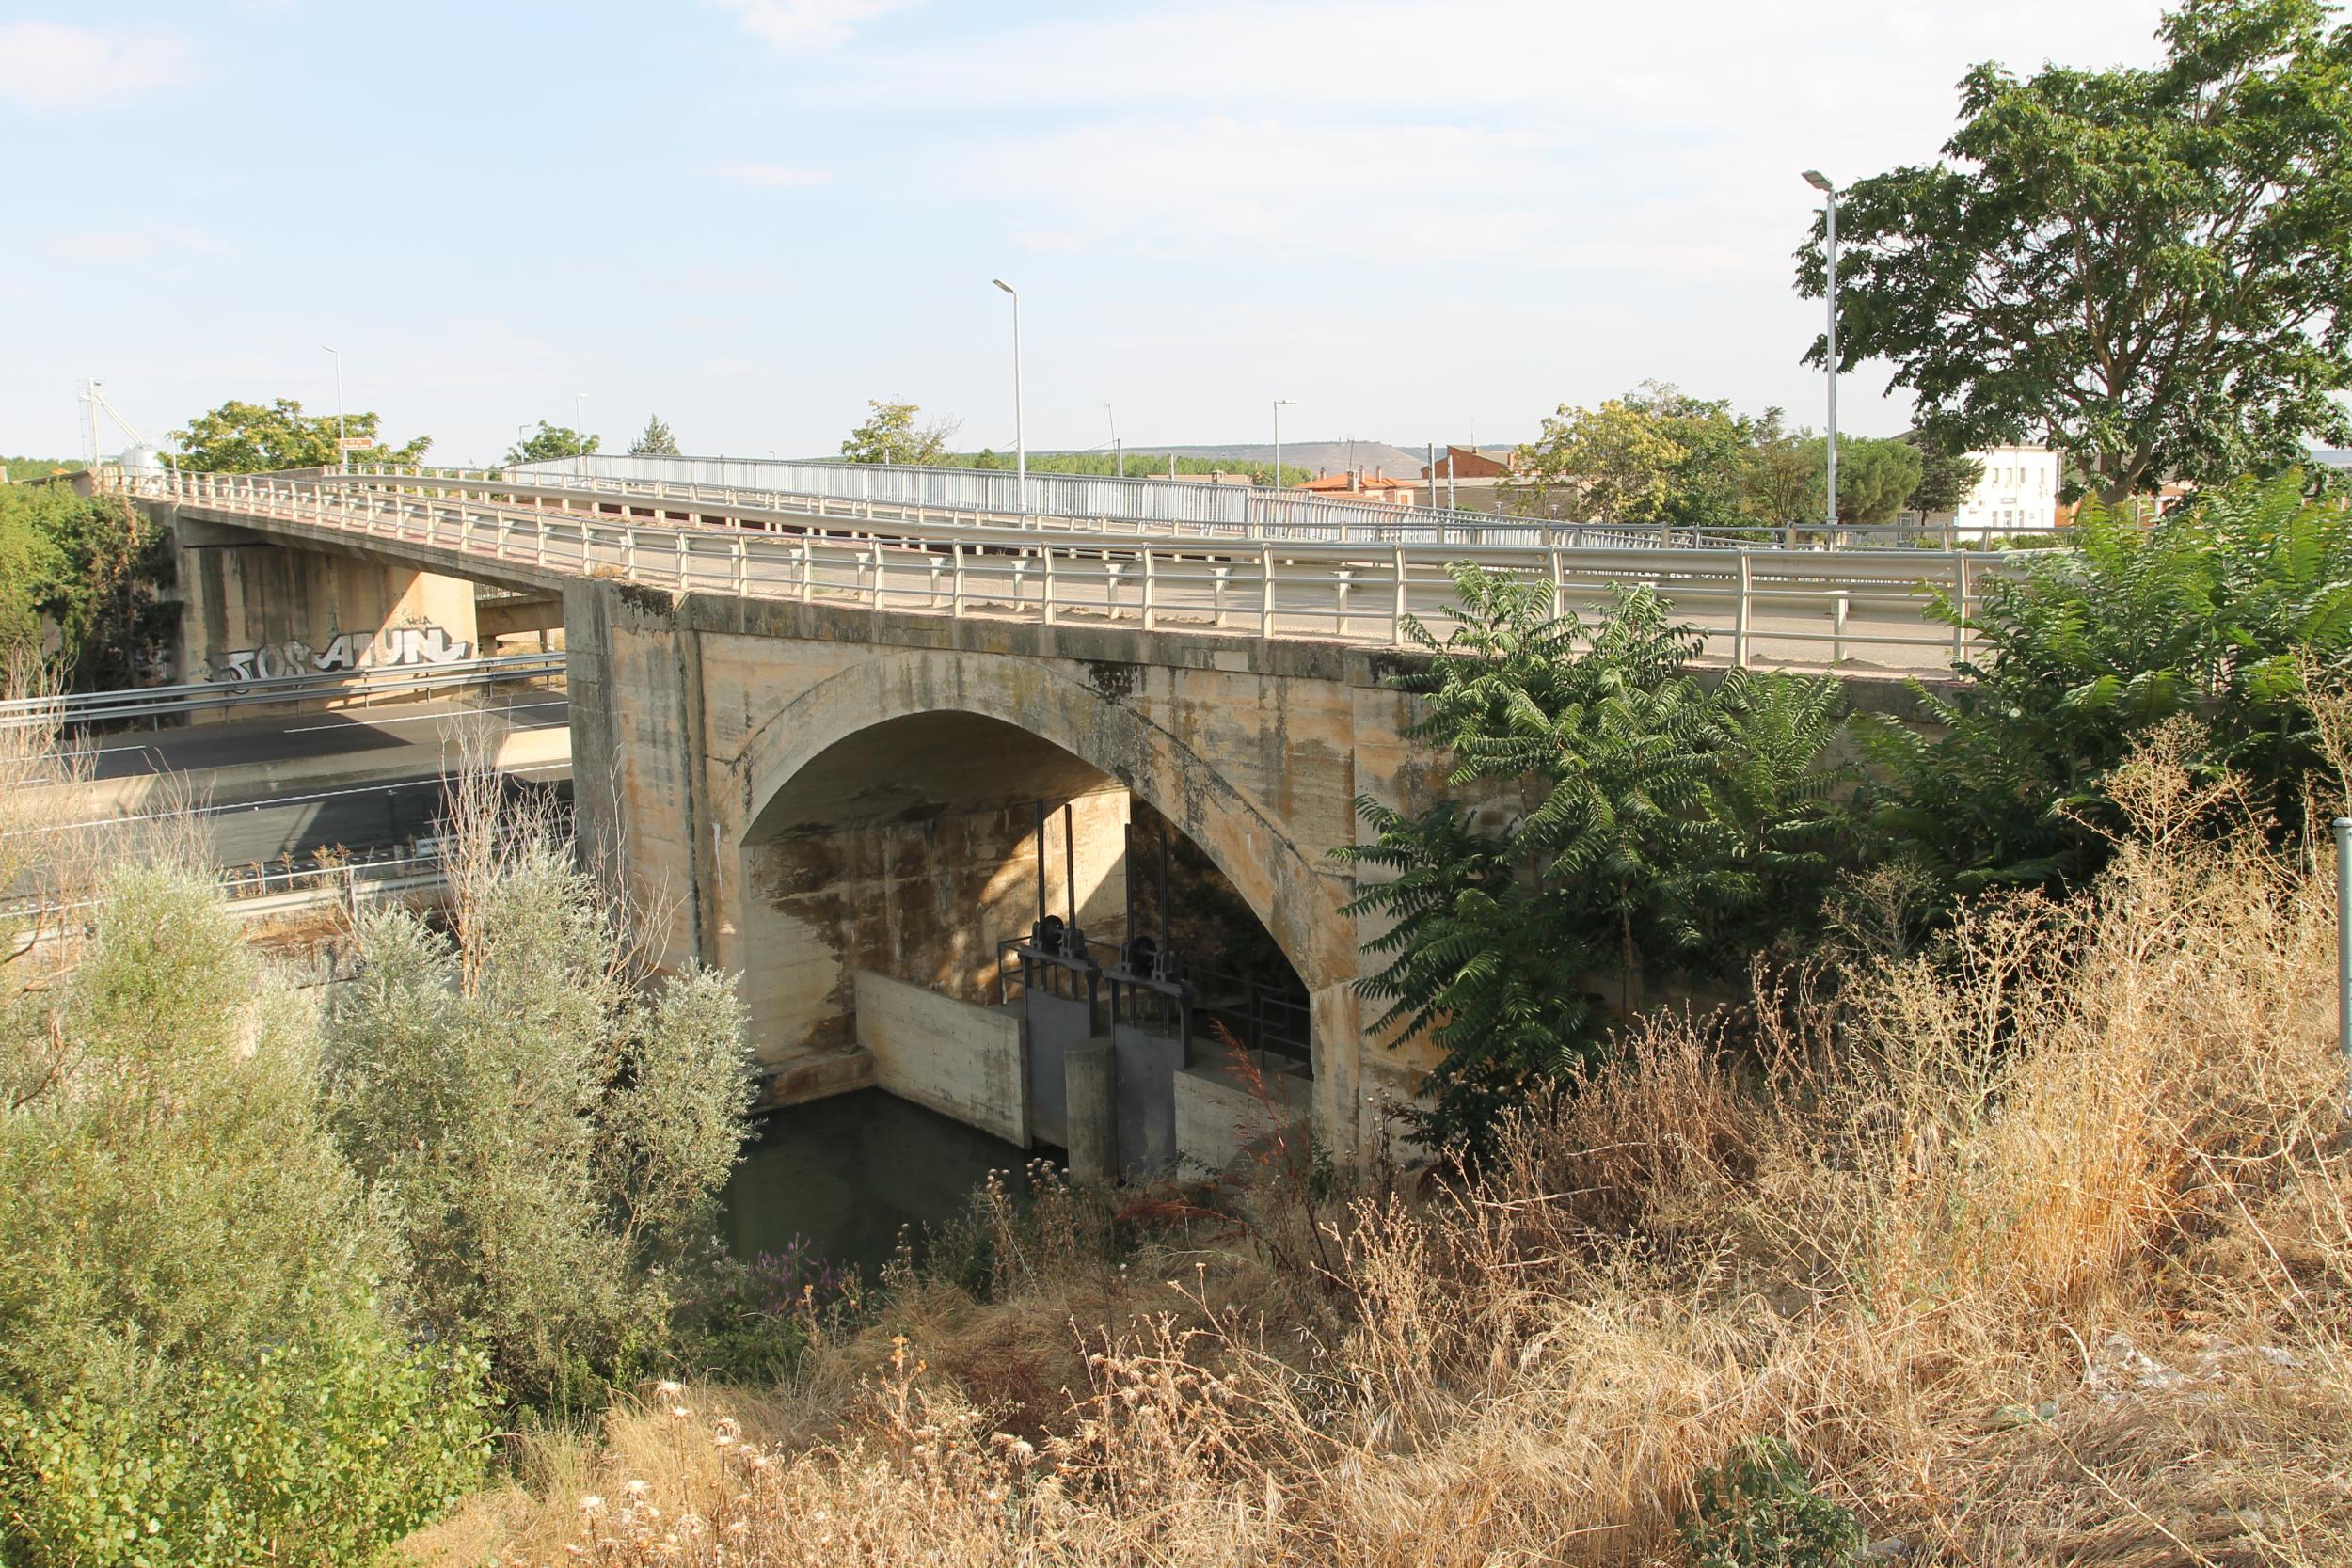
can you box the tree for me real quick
[322,798,755,1408]
[629,415,681,456]
[1739,411,1820,531]
[1509,383,1767,528]
[1807,435,1925,525]
[0,864,486,1565]
[1854,468,2352,893]
[1506,396,1689,522]
[173,397,430,472]
[1336,569,1849,1152]
[1905,441,1986,517]
[1800,0,2352,503]
[506,420,598,467]
[840,399,961,466]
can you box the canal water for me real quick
[720,1088,1040,1282]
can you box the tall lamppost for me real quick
[322,345,345,472]
[1104,402,1120,478]
[1272,399,1295,495]
[575,391,588,478]
[992,278,1025,505]
[1804,169,1839,535]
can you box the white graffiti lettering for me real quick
[213,623,473,683]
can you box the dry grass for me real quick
[406,740,2352,1567]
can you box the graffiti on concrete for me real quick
[212,623,474,682]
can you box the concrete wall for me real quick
[1175,1061,1311,1174]
[738,784,1128,1067]
[172,515,479,690]
[854,970,1027,1146]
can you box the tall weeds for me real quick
[411,737,2351,1567]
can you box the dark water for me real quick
[720,1089,1039,1281]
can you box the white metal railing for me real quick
[121,468,2009,674]
[0,652,564,732]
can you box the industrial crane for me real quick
[78,380,167,470]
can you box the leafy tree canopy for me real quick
[1800,0,2352,502]
[628,415,680,456]
[1337,570,1851,1151]
[506,421,598,467]
[840,399,961,466]
[173,398,429,472]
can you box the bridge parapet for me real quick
[125,469,1999,676]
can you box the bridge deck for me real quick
[130,471,1994,676]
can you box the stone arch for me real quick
[716,647,1360,1132]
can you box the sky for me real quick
[0,0,2177,467]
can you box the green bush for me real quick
[0,865,488,1564]
[1338,568,1850,1152]
[1679,1436,1865,1568]
[324,835,756,1409]
[1858,469,2352,893]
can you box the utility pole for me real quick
[323,346,345,471]
[1272,399,1295,494]
[992,279,1025,505]
[1804,169,1840,535]
[1104,402,1120,478]
[575,391,588,478]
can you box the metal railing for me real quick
[486,452,2071,552]
[123,468,2010,674]
[0,651,565,732]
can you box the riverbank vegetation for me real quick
[410,734,2351,1563]
[2,459,2347,1562]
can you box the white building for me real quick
[1913,443,2062,536]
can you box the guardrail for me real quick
[486,451,2066,551]
[124,469,2010,674]
[0,651,565,732]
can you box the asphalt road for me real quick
[87,688,569,781]
[73,689,571,869]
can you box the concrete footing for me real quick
[1064,1037,1117,1182]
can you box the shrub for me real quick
[1680,1437,1866,1568]
[324,830,756,1409]
[0,865,488,1564]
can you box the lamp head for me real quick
[1802,169,1834,193]
[993,278,1015,294]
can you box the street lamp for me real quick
[1104,402,1120,478]
[992,279,1025,503]
[1272,399,1295,496]
[575,391,588,478]
[1804,168,1839,536]
[322,345,345,472]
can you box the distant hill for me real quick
[1131,441,1441,480]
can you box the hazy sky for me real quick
[2,1,2175,466]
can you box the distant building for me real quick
[1291,469,1419,506]
[1904,443,2062,535]
[1419,445,1519,512]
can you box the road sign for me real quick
[336,437,376,451]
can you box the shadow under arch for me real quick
[719,649,1357,1118]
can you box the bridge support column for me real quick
[168,512,479,706]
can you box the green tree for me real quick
[1506,396,1691,522]
[1338,570,1855,1151]
[173,397,430,471]
[1804,435,1925,525]
[629,414,681,456]
[1905,441,1986,517]
[507,420,599,467]
[0,865,487,1566]
[37,493,180,691]
[841,398,961,465]
[1740,414,1820,531]
[1857,467,2352,893]
[1800,0,2352,503]
[323,817,755,1408]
